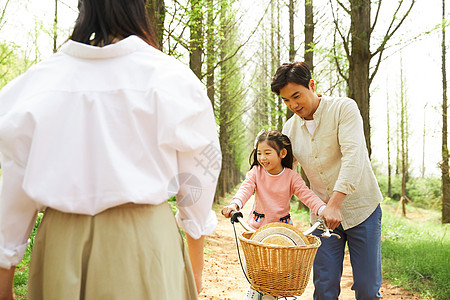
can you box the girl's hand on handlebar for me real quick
[221,203,239,218]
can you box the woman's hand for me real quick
[186,234,205,295]
[0,266,15,300]
[221,203,239,218]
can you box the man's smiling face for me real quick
[279,80,320,120]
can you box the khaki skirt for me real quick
[28,201,198,300]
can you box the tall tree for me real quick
[441,0,450,223]
[146,0,165,47]
[332,0,415,157]
[53,0,58,53]
[216,0,246,201]
[253,21,270,131]
[206,0,215,108]
[288,0,295,62]
[422,103,428,178]
[298,0,316,209]
[396,92,401,175]
[189,0,203,79]
[386,84,392,198]
[286,0,295,121]
[275,0,283,131]
[399,60,409,216]
[304,0,314,73]
[269,0,283,131]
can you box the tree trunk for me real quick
[217,0,227,200]
[396,97,400,175]
[289,0,295,62]
[189,0,203,79]
[286,0,295,121]
[259,27,269,128]
[422,103,427,177]
[387,87,392,198]
[348,0,371,156]
[400,60,407,216]
[304,0,314,73]
[276,0,283,131]
[146,0,165,47]
[296,0,315,211]
[53,0,58,53]
[333,0,414,159]
[442,0,450,223]
[270,0,276,129]
[206,0,215,109]
[206,0,218,203]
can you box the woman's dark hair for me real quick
[70,0,159,48]
[271,62,312,95]
[249,130,294,170]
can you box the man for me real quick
[271,62,383,300]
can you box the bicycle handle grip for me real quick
[230,211,243,224]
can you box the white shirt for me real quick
[0,36,221,268]
[304,119,316,135]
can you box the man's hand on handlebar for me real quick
[318,205,342,230]
[221,203,239,218]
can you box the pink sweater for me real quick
[232,166,325,230]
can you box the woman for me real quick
[0,0,221,299]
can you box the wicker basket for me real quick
[238,228,321,297]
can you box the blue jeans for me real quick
[312,205,382,300]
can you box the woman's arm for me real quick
[0,266,15,300]
[186,234,205,295]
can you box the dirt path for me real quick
[200,197,421,300]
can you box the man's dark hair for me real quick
[71,0,158,48]
[271,62,312,95]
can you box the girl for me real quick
[222,130,326,229]
[222,130,326,300]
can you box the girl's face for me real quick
[256,140,287,175]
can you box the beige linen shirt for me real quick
[282,96,382,230]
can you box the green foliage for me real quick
[381,202,450,299]
[406,176,442,209]
[13,212,43,298]
[377,174,441,209]
[168,195,177,214]
[0,42,30,89]
[290,205,310,223]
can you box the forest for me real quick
[1,0,450,298]
[0,0,447,214]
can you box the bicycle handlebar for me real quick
[230,211,340,239]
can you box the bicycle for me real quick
[230,211,340,299]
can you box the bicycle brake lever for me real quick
[303,219,324,235]
[304,219,341,239]
[321,222,341,239]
